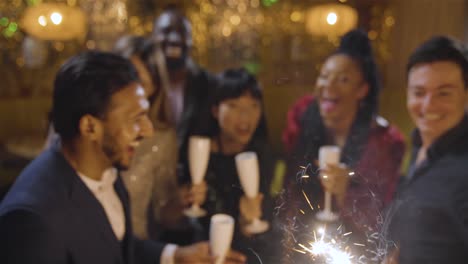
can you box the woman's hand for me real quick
[239,194,264,236]
[191,181,208,205]
[160,182,207,227]
[239,194,263,222]
[178,181,208,207]
[319,163,350,207]
[174,241,247,263]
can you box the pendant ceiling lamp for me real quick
[20,3,87,41]
[306,3,358,37]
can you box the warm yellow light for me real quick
[230,15,241,25]
[21,3,87,41]
[237,3,247,13]
[50,12,62,25]
[222,25,232,37]
[306,4,357,36]
[326,12,337,25]
[290,11,303,22]
[251,0,259,8]
[86,40,96,49]
[38,15,47,26]
[385,16,395,27]
[255,14,264,24]
[368,30,378,40]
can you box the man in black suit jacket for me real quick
[0,51,245,264]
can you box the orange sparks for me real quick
[302,190,314,210]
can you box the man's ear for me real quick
[78,114,102,141]
[211,105,219,120]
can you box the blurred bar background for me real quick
[0,0,466,189]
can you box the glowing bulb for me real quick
[326,12,338,25]
[290,11,302,22]
[50,12,62,25]
[230,15,241,25]
[38,15,47,26]
[222,26,232,37]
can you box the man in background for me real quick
[150,5,216,245]
[152,5,214,153]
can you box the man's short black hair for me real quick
[51,51,139,141]
[407,36,468,87]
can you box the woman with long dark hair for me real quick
[189,68,280,263]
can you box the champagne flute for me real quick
[315,145,341,222]
[235,151,269,234]
[183,136,210,218]
[210,214,235,264]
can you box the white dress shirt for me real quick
[78,168,125,240]
[77,168,177,263]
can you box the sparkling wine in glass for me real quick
[183,136,210,218]
[315,145,341,222]
[210,214,235,264]
[235,151,269,234]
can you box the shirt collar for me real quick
[77,168,118,193]
[412,114,468,161]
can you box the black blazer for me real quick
[0,146,165,264]
[387,117,468,263]
[176,63,214,154]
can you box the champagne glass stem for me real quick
[251,217,261,227]
[192,203,200,211]
[324,191,333,214]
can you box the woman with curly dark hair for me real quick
[282,29,406,263]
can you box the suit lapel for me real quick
[68,173,122,254]
[114,175,133,264]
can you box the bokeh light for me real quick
[0,17,9,27]
[290,11,303,22]
[37,15,46,26]
[326,12,338,25]
[50,12,62,25]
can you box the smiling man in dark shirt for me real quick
[386,36,468,263]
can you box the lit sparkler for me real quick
[307,240,353,264]
[294,188,356,264]
[286,163,384,264]
[300,225,354,264]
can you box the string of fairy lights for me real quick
[0,0,394,97]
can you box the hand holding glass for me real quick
[235,151,269,234]
[184,136,210,218]
[315,145,340,222]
